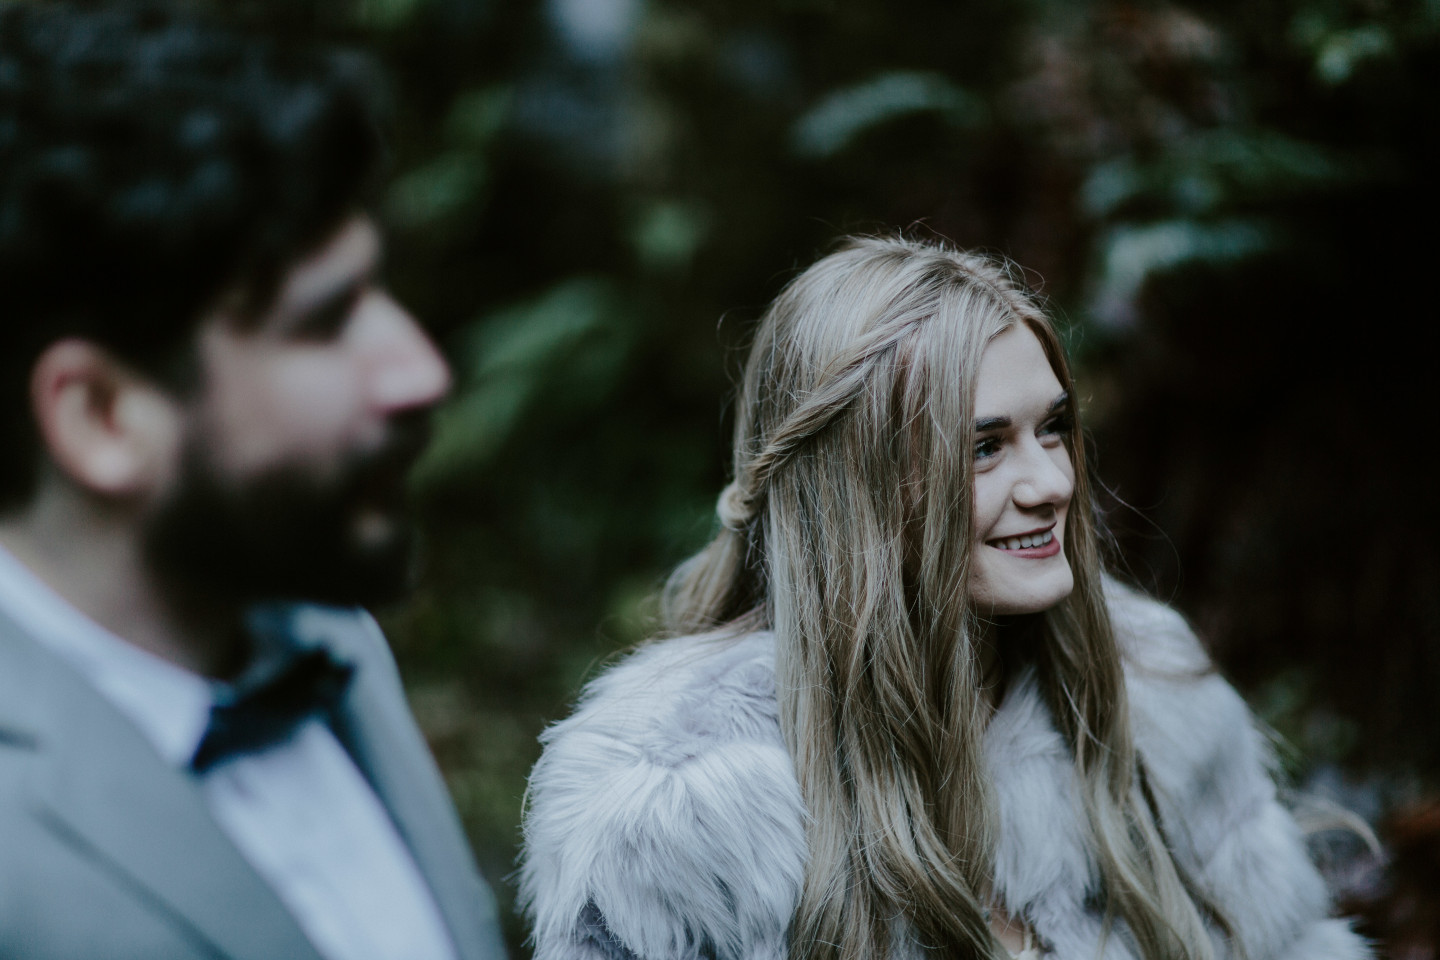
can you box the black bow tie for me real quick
[191,646,354,774]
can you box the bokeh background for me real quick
[223,0,1439,952]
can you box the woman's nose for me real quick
[1011,441,1074,509]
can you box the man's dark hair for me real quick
[0,0,386,508]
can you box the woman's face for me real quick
[967,323,1076,616]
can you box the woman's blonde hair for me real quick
[663,237,1220,960]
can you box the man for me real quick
[0,4,508,958]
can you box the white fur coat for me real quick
[520,586,1369,960]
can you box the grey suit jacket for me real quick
[0,603,508,960]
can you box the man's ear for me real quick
[29,339,183,498]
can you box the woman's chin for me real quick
[971,565,1075,617]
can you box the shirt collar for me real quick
[0,544,212,767]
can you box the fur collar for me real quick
[521,586,1367,960]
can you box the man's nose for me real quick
[357,291,452,414]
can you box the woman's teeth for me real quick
[994,530,1054,551]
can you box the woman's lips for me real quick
[986,528,1061,558]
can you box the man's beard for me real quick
[142,417,430,609]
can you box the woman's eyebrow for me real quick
[974,392,1070,432]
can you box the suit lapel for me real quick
[0,617,324,960]
[321,612,505,960]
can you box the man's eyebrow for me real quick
[973,392,1071,432]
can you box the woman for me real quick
[520,237,1368,960]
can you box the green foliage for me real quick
[630,198,712,273]
[1081,131,1362,220]
[384,87,512,231]
[1089,218,1273,327]
[791,71,986,158]
[356,0,426,30]
[415,277,634,488]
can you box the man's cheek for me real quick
[219,395,359,474]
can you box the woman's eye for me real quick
[1039,411,1074,439]
[974,436,1002,460]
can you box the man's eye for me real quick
[293,290,363,341]
[974,437,1002,460]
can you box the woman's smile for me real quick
[986,525,1060,556]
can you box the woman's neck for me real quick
[973,614,1038,717]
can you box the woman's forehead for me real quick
[973,324,1063,418]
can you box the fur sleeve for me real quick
[519,633,806,960]
[1109,583,1372,960]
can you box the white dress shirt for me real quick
[0,545,459,960]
